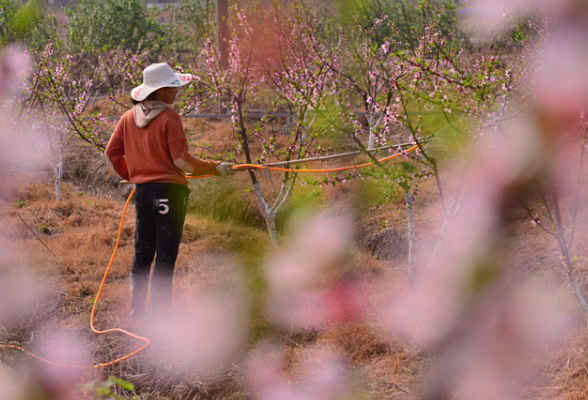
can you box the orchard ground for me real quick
[3,100,588,399]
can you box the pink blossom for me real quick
[245,345,352,400]
[31,330,90,395]
[144,265,248,380]
[0,376,19,400]
[264,211,365,330]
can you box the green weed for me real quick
[187,177,264,228]
[76,376,139,400]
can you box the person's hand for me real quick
[216,162,235,176]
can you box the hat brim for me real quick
[131,73,194,101]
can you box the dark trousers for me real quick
[130,183,190,313]
[131,182,190,277]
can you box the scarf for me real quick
[132,100,171,128]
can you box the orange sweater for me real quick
[105,107,219,185]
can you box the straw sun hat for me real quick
[131,63,193,101]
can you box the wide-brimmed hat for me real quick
[131,63,193,101]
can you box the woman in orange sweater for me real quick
[105,63,233,317]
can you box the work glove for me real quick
[216,162,235,176]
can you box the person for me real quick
[105,62,233,317]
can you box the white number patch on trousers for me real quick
[155,199,170,215]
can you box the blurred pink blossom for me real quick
[267,273,365,329]
[289,210,355,269]
[0,45,35,193]
[31,330,90,398]
[0,374,18,400]
[264,210,365,330]
[425,283,571,400]
[0,233,46,326]
[145,287,248,380]
[535,8,588,122]
[0,45,30,99]
[370,5,584,390]
[375,111,566,342]
[245,344,352,400]
[464,0,552,38]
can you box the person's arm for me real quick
[105,123,130,181]
[166,114,222,176]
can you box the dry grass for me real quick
[5,101,588,398]
[4,169,588,399]
[0,173,423,399]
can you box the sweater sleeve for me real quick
[166,113,221,176]
[105,121,130,181]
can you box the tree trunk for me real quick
[217,0,229,114]
[236,101,282,246]
[367,112,375,150]
[558,231,588,325]
[405,189,416,284]
[251,181,281,247]
[553,192,588,325]
[55,143,64,202]
[566,262,588,325]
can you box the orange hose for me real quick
[1,187,149,369]
[229,145,418,173]
[87,186,151,369]
[0,145,419,368]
